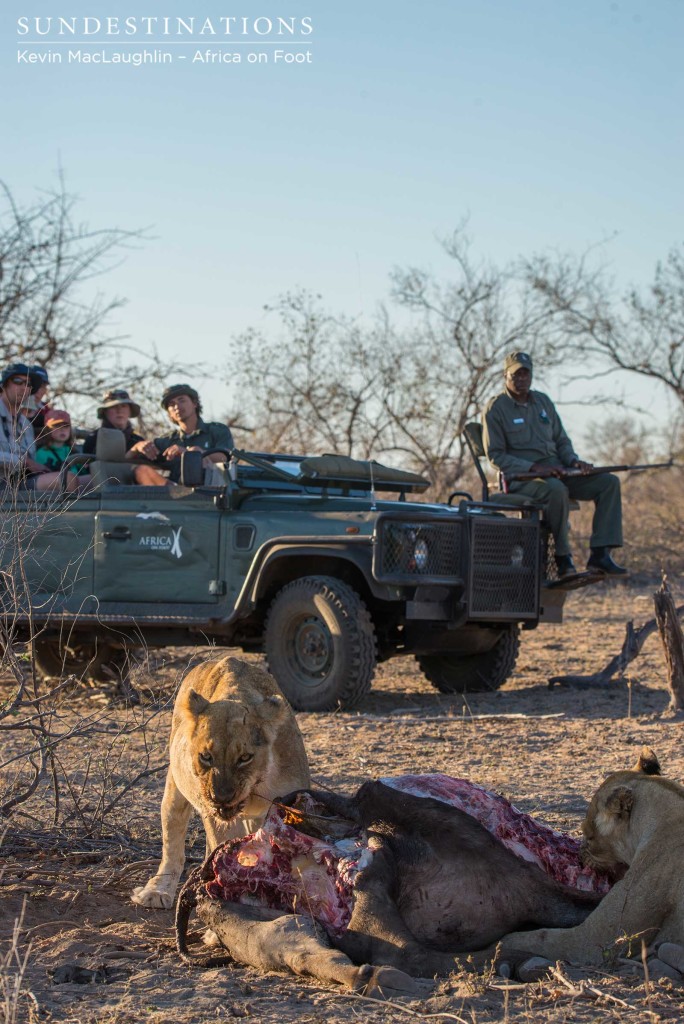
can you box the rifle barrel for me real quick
[505,461,673,485]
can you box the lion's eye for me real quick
[199,751,213,767]
[237,753,253,766]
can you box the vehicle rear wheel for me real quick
[416,625,520,694]
[32,637,128,683]
[264,575,376,711]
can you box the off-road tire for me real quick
[264,575,376,712]
[417,625,520,694]
[32,637,127,684]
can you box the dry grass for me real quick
[1,584,684,1022]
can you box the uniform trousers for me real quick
[508,473,622,557]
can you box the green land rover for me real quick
[0,443,566,711]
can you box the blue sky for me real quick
[3,1,683,433]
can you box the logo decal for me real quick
[170,527,183,559]
[138,526,184,558]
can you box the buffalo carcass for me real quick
[176,776,609,997]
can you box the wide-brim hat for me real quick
[97,388,141,419]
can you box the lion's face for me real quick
[580,777,635,873]
[180,687,287,823]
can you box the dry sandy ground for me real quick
[2,582,684,1024]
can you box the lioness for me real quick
[132,656,310,909]
[497,750,684,970]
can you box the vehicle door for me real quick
[93,493,221,603]
[0,491,97,613]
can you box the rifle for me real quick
[502,461,674,493]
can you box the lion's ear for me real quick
[259,694,287,720]
[633,746,661,776]
[246,694,288,736]
[181,688,210,719]
[605,785,634,819]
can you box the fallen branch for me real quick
[360,713,565,723]
[654,577,684,716]
[549,965,641,1011]
[316,989,469,1022]
[548,602,684,688]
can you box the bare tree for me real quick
[229,292,393,459]
[0,175,188,416]
[230,232,569,497]
[524,244,684,408]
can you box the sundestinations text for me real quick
[17,16,313,37]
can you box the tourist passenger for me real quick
[82,388,158,462]
[0,363,75,492]
[27,365,52,436]
[35,409,89,479]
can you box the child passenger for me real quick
[35,410,88,481]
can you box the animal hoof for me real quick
[357,965,422,999]
[131,884,174,909]
[656,943,684,974]
[202,928,221,947]
[517,957,553,982]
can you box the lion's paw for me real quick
[131,883,175,909]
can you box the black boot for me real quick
[555,553,577,579]
[587,547,628,576]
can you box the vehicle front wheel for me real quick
[32,636,128,683]
[264,575,377,711]
[416,625,520,694]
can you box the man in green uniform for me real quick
[134,384,234,485]
[155,384,233,458]
[482,351,626,578]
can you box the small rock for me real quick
[617,961,643,978]
[51,964,109,985]
[656,942,684,974]
[517,957,553,982]
[646,958,682,983]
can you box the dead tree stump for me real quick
[654,577,684,716]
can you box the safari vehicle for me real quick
[0,437,566,711]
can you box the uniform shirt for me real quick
[154,418,234,458]
[0,395,35,477]
[482,389,578,477]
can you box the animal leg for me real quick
[337,845,459,978]
[132,769,193,909]
[497,870,663,969]
[195,897,420,997]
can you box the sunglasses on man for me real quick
[8,376,30,386]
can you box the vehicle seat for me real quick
[463,421,579,509]
[89,427,135,487]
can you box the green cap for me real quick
[504,351,533,374]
